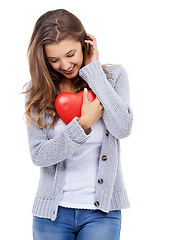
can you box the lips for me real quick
[63,65,75,74]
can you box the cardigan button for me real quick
[98,178,104,184]
[101,155,107,161]
[94,201,100,207]
[106,130,109,136]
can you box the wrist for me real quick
[78,117,90,133]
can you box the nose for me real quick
[60,60,70,71]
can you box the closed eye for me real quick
[67,53,74,57]
[48,52,75,63]
[51,59,58,63]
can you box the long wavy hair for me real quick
[24,9,110,129]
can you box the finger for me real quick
[94,97,100,103]
[86,33,96,40]
[93,97,103,106]
[86,34,97,44]
[85,38,97,46]
[95,99,103,110]
[85,40,94,45]
[85,40,97,53]
[83,88,89,102]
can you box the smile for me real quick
[64,65,75,73]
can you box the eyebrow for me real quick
[47,49,75,59]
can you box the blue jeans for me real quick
[33,206,121,240]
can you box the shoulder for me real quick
[24,80,32,92]
[24,81,32,103]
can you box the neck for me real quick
[59,75,80,93]
[59,80,76,93]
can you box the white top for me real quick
[53,117,105,209]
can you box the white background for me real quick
[1,0,179,239]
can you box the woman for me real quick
[24,9,133,240]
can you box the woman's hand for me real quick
[78,88,103,133]
[83,33,99,66]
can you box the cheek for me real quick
[75,52,83,65]
[50,63,60,71]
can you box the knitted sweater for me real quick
[26,61,133,221]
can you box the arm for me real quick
[27,116,90,167]
[79,61,133,139]
[24,83,91,168]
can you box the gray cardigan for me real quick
[26,61,133,221]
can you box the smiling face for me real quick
[45,38,84,80]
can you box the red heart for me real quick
[55,90,96,124]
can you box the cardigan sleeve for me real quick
[79,61,133,139]
[25,83,91,167]
[26,116,90,167]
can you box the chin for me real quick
[63,69,79,79]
